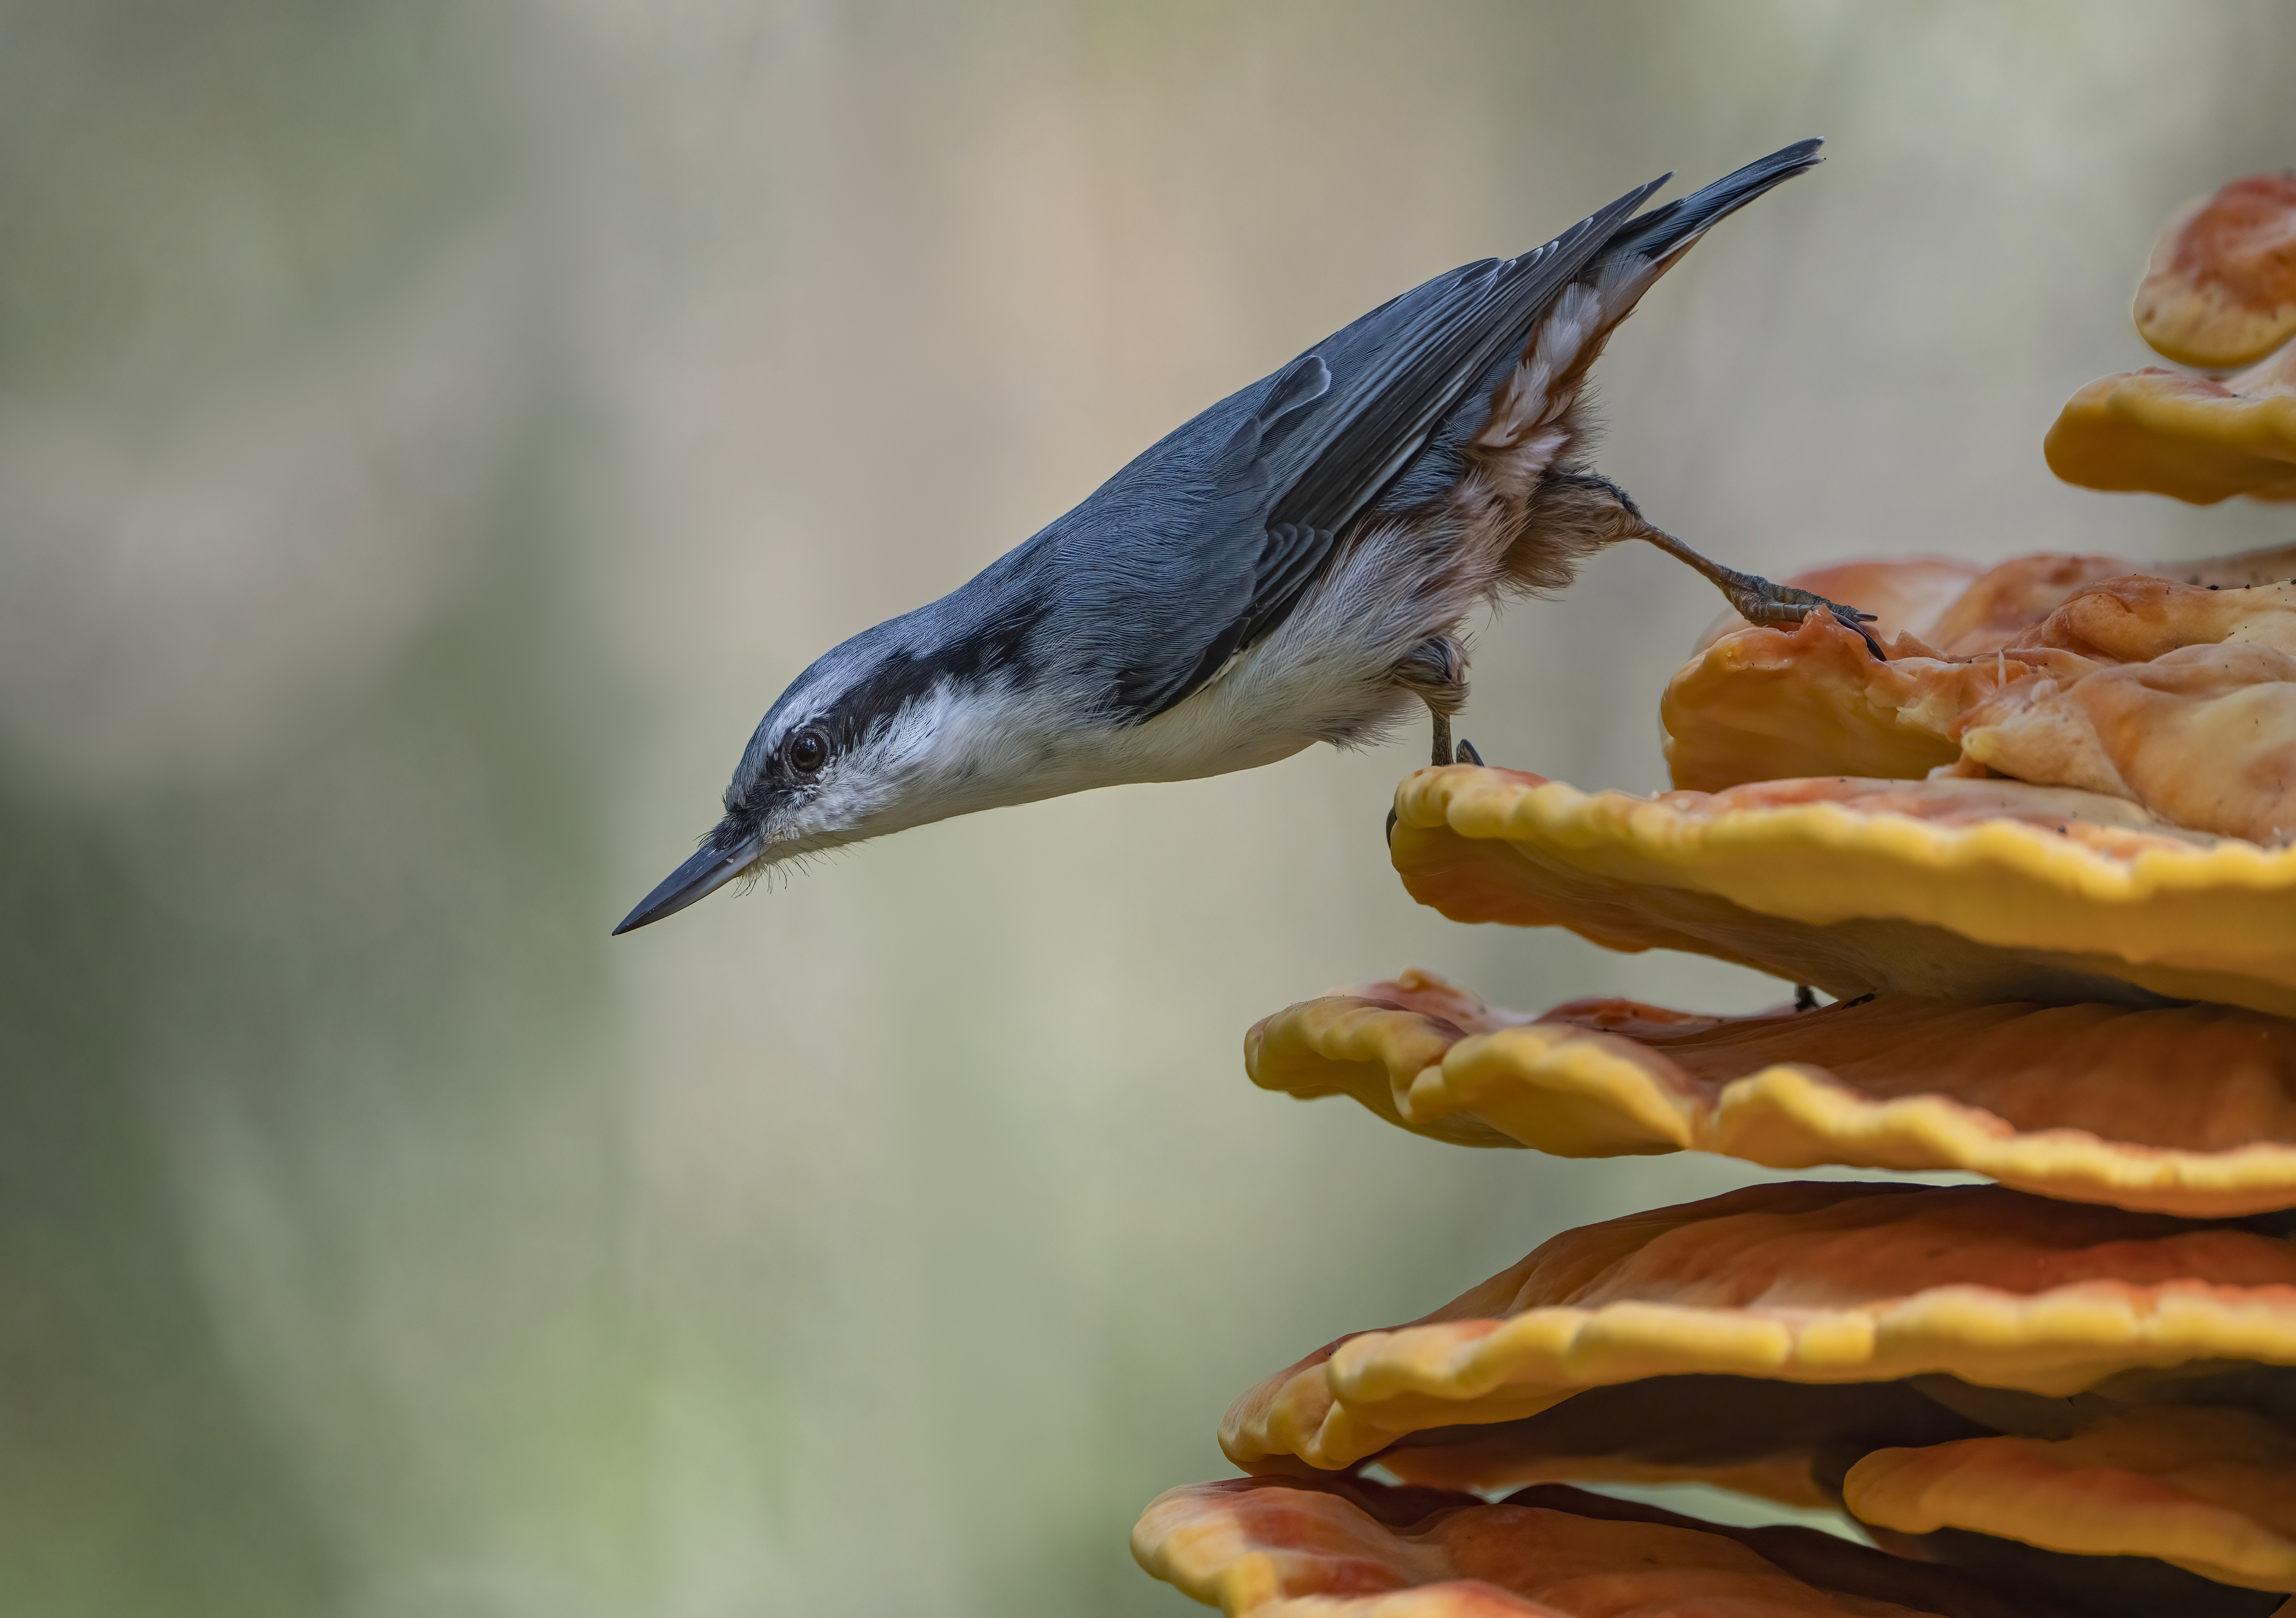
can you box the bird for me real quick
[613,137,1874,937]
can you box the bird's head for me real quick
[611,605,1048,935]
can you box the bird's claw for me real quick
[1729,578,1885,660]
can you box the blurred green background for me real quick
[4,2,2295,1613]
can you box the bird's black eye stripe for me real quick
[784,726,830,774]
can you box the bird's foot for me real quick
[1722,575,1885,658]
[1454,738,1483,766]
[1629,523,1885,660]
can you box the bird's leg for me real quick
[1394,635,1469,768]
[1632,524,1884,660]
[1517,473,1885,658]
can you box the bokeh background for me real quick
[5,2,2295,1613]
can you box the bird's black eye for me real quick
[785,726,830,775]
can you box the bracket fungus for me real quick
[2133,174,2296,370]
[1220,1183,2296,1478]
[1390,763,2296,1016]
[2049,174,2296,504]
[2045,351,2296,504]
[1667,549,2296,838]
[1843,1405,2296,1594]
[1133,1474,2039,1617]
[1248,969,2296,1216]
[1139,161,2296,1618]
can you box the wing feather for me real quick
[1114,186,1660,721]
[1109,141,1821,724]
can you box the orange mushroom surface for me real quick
[2045,342,2296,504]
[1333,1373,1981,1504]
[1845,1404,2296,1594]
[1133,1474,2036,1617]
[1666,611,2020,790]
[1691,544,2296,663]
[1667,556,2296,849]
[1389,763,2296,1015]
[1221,1181,2296,1476]
[2134,173,2296,369]
[1950,576,2296,842]
[1247,969,2296,1216]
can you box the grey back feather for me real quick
[756,140,1824,759]
[1075,177,1665,721]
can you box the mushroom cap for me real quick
[1132,1474,2036,1618]
[1918,552,2170,655]
[1952,574,2296,843]
[1845,1405,2296,1593]
[1246,969,2296,1217]
[1688,546,2296,662]
[1960,644,2296,847]
[2134,174,2296,370]
[1220,1181,2296,1476]
[1391,763,2296,1016]
[1302,1372,1986,1503]
[2044,344,2296,504]
[1667,557,2296,835]
[1662,612,2001,794]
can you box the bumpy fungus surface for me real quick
[2133,174,2296,369]
[1845,1404,2296,1594]
[1958,575,2296,842]
[1133,1474,2036,1617]
[1691,546,2296,661]
[2051,171,2296,504]
[2046,342,2296,504]
[1221,1181,2296,1476]
[1390,763,2296,1016]
[1668,554,2296,849]
[1666,613,2005,790]
[1247,968,2296,1216]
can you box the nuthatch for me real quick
[615,138,1872,935]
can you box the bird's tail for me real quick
[1473,139,1822,475]
[1607,136,1824,266]
[1471,140,1822,596]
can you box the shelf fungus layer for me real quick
[1389,763,2296,1017]
[1132,1474,2035,1618]
[1667,558,2296,849]
[1246,968,2296,1216]
[1844,1404,2296,1594]
[2133,173,2296,371]
[1220,1182,2296,1478]
[2045,342,2296,504]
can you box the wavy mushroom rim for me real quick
[1133,1472,2038,1618]
[1389,766,2296,1017]
[1843,1405,2296,1594]
[1246,976,2296,1217]
[2133,174,2296,371]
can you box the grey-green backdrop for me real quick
[2,3,2292,1613]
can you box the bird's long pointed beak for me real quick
[612,830,767,936]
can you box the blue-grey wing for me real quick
[1105,139,1825,723]
[1105,177,1666,722]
